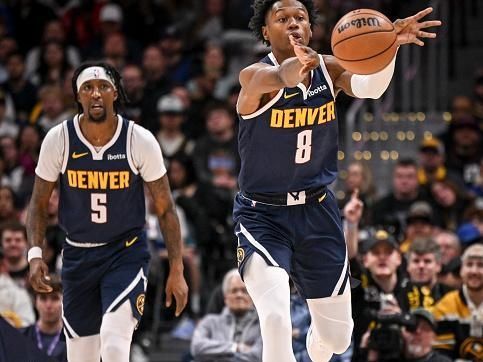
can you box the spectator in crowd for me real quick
[429,179,468,230]
[417,138,465,191]
[352,230,409,361]
[190,269,262,362]
[33,85,72,133]
[15,124,41,204]
[338,160,375,227]
[0,136,24,194]
[433,230,462,266]
[372,159,429,240]
[102,32,128,71]
[450,95,473,122]
[400,201,437,253]
[0,88,18,138]
[432,243,483,361]
[141,45,172,132]
[155,94,195,161]
[159,27,193,85]
[0,185,18,223]
[405,238,452,310]
[445,116,482,183]
[21,274,67,362]
[0,246,35,328]
[192,102,239,199]
[25,19,81,79]
[30,41,72,87]
[121,64,144,124]
[1,221,29,288]
[400,308,451,362]
[1,52,38,122]
[0,36,18,84]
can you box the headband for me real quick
[76,66,116,91]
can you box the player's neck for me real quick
[79,114,118,146]
[38,319,62,334]
[271,48,296,65]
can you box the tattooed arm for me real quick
[26,176,56,293]
[145,175,188,316]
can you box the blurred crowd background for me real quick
[0,0,481,361]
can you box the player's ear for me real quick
[262,26,269,42]
[113,88,118,101]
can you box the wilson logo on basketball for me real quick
[337,17,381,33]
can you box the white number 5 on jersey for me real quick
[91,193,107,223]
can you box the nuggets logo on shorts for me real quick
[237,247,245,264]
[136,293,145,315]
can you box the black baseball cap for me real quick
[411,308,437,331]
[363,229,399,253]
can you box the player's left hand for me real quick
[394,7,442,47]
[165,266,188,317]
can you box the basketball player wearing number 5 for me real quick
[26,62,188,362]
[234,1,440,362]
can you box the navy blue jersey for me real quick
[58,118,145,243]
[237,53,338,194]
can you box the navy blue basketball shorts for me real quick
[61,232,150,338]
[233,190,349,299]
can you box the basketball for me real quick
[331,9,398,74]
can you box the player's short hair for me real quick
[222,268,241,295]
[71,61,128,115]
[249,0,317,46]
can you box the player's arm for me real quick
[27,177,56,293]
[133,124,188,316]
[326,7,441,99]
[238,35,319,115]
[27,124,64,293]
[145,176,188,316]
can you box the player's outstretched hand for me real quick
[29,258,53,293]
[165,268,188,317]
[394,7,442,47]
[289,34,320,77]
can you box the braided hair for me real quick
[71,61,129,115]
[249,0,318,46]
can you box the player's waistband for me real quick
[66,238,107,248]
[241,185,327,206]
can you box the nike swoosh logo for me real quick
[125,236,138,247]
[72,152,89,159]
[284,91,298,99]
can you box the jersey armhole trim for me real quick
[127,121,139,175]
[61,121,69,174]
[239,88,284,120]
[319,54,335,99]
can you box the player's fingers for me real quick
[34,276,53,293]
[414,38,425,46]
[165,289,172,307]
[174,292,188,317]
[413,7,433,21]
[418,20,442,29]
[418,31,436,38]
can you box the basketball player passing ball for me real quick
[234,1,440,361]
